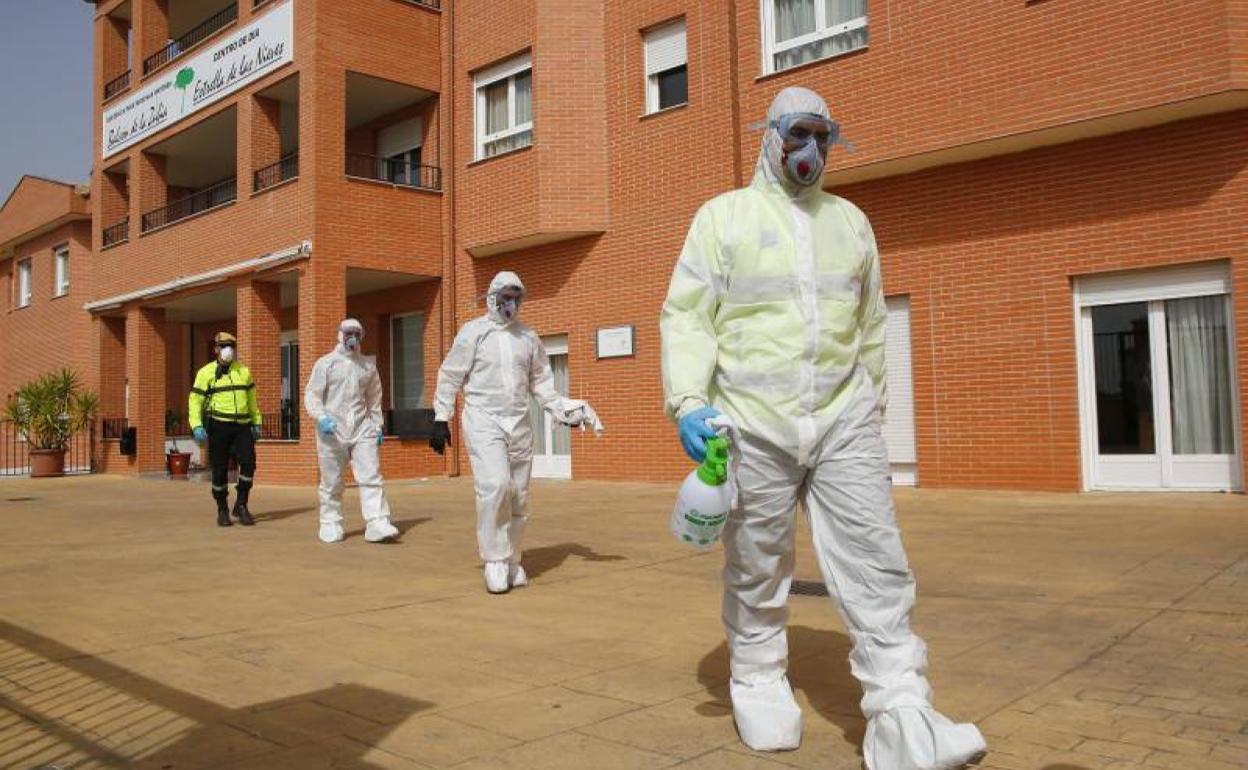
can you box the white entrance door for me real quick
[1076,263,1241,491]
[530,335,572,479]
[884,296,918,485]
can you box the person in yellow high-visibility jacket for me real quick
[189,331,261,527]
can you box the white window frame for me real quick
[644,19,688,114]
[1073,262,1242,492]
[389,311,426,410]
[17,258,32,308]
[760,0,869,76]
[54,244,70,297]
[474,53,533,161]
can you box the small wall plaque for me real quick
[596,325,635,359]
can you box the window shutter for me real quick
[645,20,687,76]
[378,117,423,158]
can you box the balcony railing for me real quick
[102,218,130,248]
[104,70,131,101]
[141,178,237,233]
[142,3,238,76]
[254,153,299,192]
[346,153,442,191]
[404,0,441,8]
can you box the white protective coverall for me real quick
[304,320,398,544]
[434,271,602,591]
[660,88,986,768]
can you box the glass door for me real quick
[1081,293,1238,490]
[530,336,571,479]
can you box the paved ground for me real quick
[0,475,1246,770]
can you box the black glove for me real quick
[429,421,451,455]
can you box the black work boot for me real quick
[216,499,232,527]
[233,502,255,526]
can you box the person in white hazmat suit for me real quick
[660,87,986,769]
[432,271,603,594]
[304,319,400,544]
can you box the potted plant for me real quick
[165,410,193,478]
[4,369,99,478]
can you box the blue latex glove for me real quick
[317,415,336,435]
[192,426,208,443]
[376,429,384,447]
[678,406,721,462]
[251,425,262,440]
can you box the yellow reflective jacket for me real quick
[188,361,262,429]
[660,167,887,463]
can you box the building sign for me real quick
[102,3,293,159]
[596,325,636,359]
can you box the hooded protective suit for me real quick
[660,87,985,768]
[434,271,603,592]
[304,319,398,544]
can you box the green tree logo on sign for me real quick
[174,67,195,112]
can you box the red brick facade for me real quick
[1,0,1241,492]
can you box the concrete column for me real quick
[237,279,283,420]
[125,306,168,474]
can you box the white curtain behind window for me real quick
[484,80,509,135]
[391,314,425,410]
[1167,295,1234,455]
[514,71,532,124]
[775,0,816,43]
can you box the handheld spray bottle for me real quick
[670,415,739,548]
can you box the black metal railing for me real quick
[1,419,96,476]
[142,3,238,75]
[345,153,442,191]
[404,0,441,8]
[102,417,129,440]
[258,403,299,441]
[102,219,129,248]
[253,153,299,192]
[104,70,131,100]
[141,178,237,233]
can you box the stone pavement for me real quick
[0,475,1246,770]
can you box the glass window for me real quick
[391,314,425,410]
[1166,295,1235,455]
[54,246,70,297]
[645,19,688,113]
[475,54,534,160]
[17,259,32,307]
[1092,303,1155,455]
[765,0,867,75]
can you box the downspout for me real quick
[726,0,745,187]
[443,0,460,477]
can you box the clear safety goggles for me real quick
[770,113,841,150]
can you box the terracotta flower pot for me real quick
[168,452,192,478]
[29,449,66,478]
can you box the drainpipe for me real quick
[443,0,460,477]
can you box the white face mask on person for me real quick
[218,345,236,363]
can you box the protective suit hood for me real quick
[754,86,832,201]
[336,318,364,356]
[485,271,525,326]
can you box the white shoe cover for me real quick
[509,562,528,588]
[319,522,344,543]
[484,561,510,594]
[364,518,399,542]
[864,707,987,770]
[730,676,803,751]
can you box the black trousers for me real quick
[207,419,256,506]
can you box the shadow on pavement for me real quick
[521,542,628,579]
[0,620,433,769]
[250,505,316,523]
